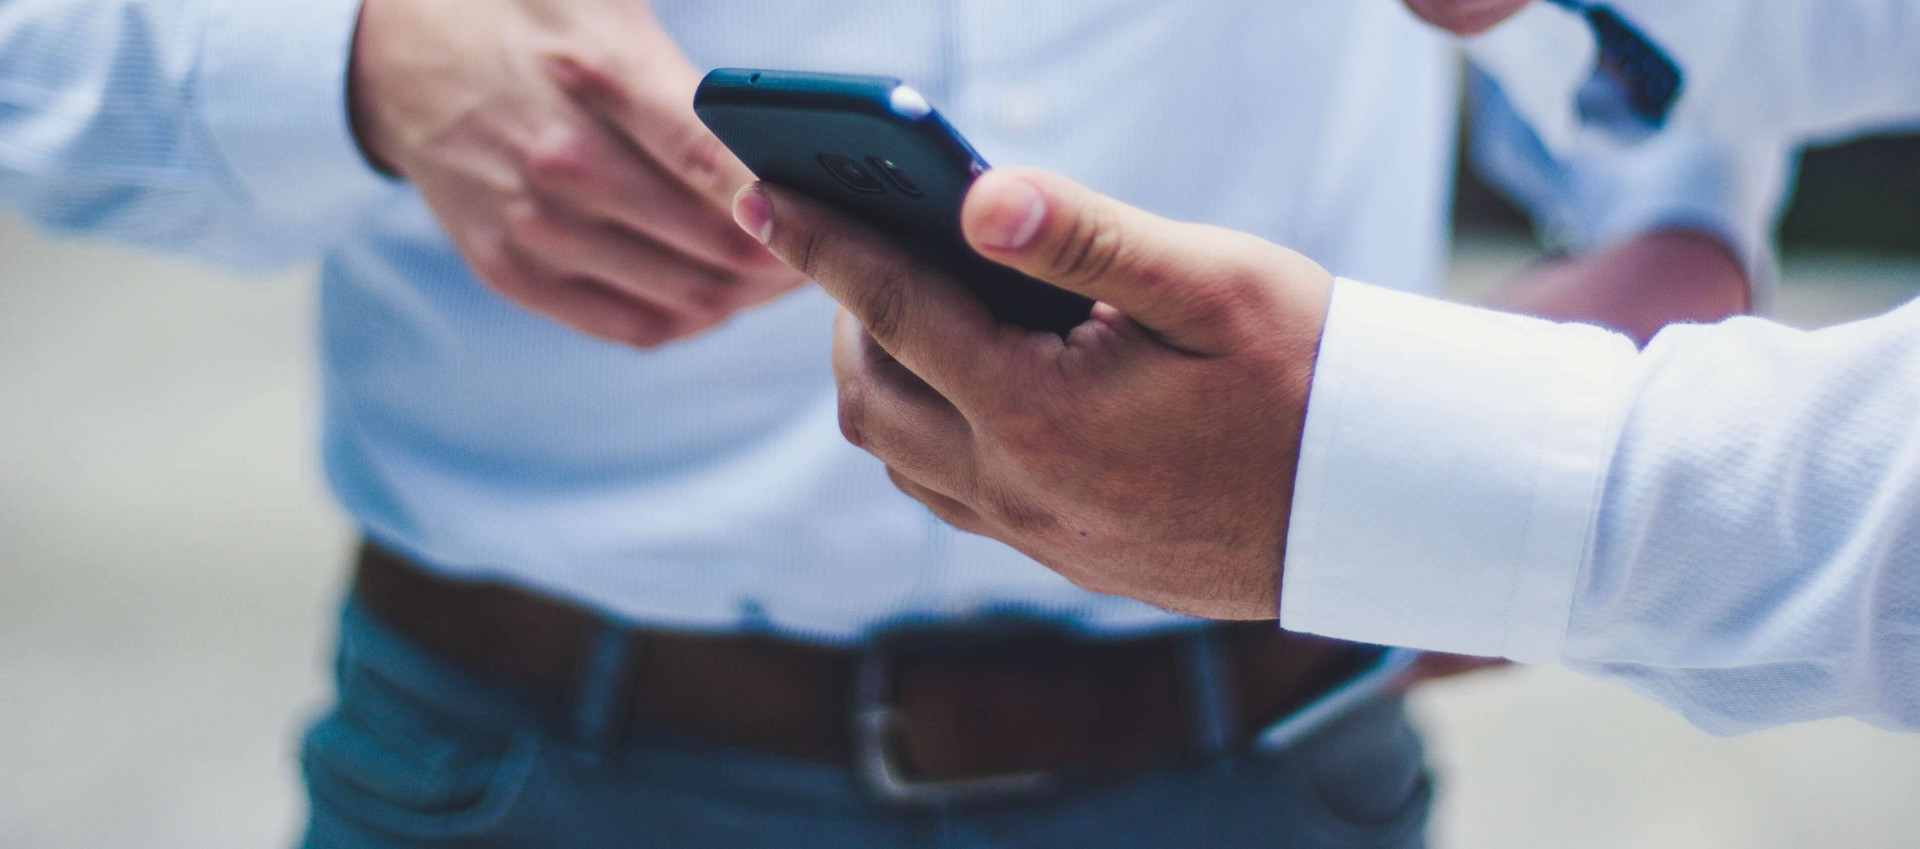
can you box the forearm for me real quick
[0,0,390,269]
[1488,227,1747,346]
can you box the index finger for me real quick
[734,182,1010,409]
[547,54,754,211]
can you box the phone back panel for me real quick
[696,69,1093,335]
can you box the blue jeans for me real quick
[301,601,1432,848]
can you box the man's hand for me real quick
[349,0,803,347]
[734,169,1333,620]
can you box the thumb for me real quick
[961,168,1324,353]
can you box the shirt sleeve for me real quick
[0,0,394,270]
[1279,280,1638,664]
[1282,279,1920,735]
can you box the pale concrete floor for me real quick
[2,215,1918,848]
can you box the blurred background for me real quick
[1,126,1917,846]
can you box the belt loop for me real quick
[1184,628,1239,759]
[571,622,637,759]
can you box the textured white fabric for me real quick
[0,0,1787,642]
[1283,280,1639,664]
[1283,0,1920,735]
[1285,282,1920,734]
[0,0,1464,640]
[1471,0,1920,150]
[198,0,396,226]
[1574,303,1920,733]
[0,0,397,269]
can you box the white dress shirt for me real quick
[1,1,1777,643]
[1283,0,1920,734]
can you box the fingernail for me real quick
[733,185,773,244]
[974,175,1047,251]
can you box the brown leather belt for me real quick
[353,543,1368,801]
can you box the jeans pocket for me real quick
[303,656,545,842]
[1279,698,1434,848]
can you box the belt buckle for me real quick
[851,622,1065,806]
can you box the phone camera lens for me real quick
[818,153,886,194]
[867,157,924,197]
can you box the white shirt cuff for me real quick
[199,0,394,222]
[1280,280,1639,663]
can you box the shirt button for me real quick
[996,88,1049,135]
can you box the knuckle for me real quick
[721,241,786,273]
[501,200,556,246]
[574,56,629,96]
[795,224,911,346]
[987,494,1056,537]
[792,224,827,281]
[523,129,599,187]
[685,298,738,331]
[652,120,733,191]
[545,52,623,99]
[859,278,910,346]
[688,281,744,320]
[624,311,684,349]
[1191,249,1277,328]
[458,238,514,285]
[706,232,779,274]
[672,128,732,189]
[1191,272,1251,318]
[982,376,1069,454]
[654,305,702,338]
[743,264,808,300]
[984,404,1047,454]
[884,465,913,492]
[836,378,875,449]
[461,238,542,299]
[930,500,983,536]
[1048,208,1125,285]
[473,261,529,298]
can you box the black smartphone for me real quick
[694,68,1094,336]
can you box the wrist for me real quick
[1270,251,1339,610]
[197,0,397,219]
[346,0,400,176]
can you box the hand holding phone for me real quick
[695,69,1095,335]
